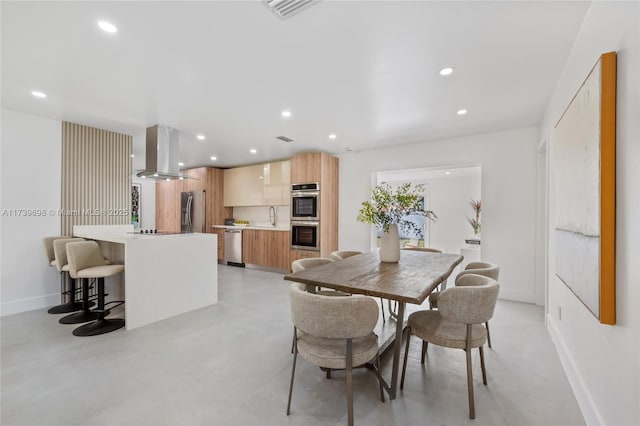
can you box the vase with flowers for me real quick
[357,182,437,262]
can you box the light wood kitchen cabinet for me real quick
[212,228,225,260]
[289,249,319,265]
[156,167,232,234]
[243,229,290,270]
[224,160,290,207]
[290,152,339,258]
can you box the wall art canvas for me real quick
[553,52,616,325]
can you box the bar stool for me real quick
[48,237,94,315]
[43,236,77,314]
[54,238,99,324]
[66,241,125,336]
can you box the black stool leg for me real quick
[47,272,83,314]
[73,277,124,336]
[59,278,99,324]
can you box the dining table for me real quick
[284,249,463,400]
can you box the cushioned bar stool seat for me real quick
[54,238,98,324]
[45,237,88,315]
[66,241,125,336]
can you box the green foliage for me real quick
[467,199,481,234]
[357,182,437,236]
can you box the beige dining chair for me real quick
[330,250,389,323]
[287,282,385,426]
[400,274,500,419]
[385,246,445,317]
[429,261,499,348]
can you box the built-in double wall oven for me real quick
[291,182,320,251]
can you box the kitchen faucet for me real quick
[269,206,277,227]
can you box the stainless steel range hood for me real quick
[136,125,193,181]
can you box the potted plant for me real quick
[357,182,437,262]
[467,199,481,239]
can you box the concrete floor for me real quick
[1,265,585,426]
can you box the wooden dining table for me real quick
[284,249,463,400]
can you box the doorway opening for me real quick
[373,165,482,259]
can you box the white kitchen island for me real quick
[73,225,217,330]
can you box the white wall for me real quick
[339,127,538,303]
[426,174,482,253]
[1,109,62,315]
[540,2,640,425]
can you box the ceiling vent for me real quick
[262,0,320,20]
[276,135,295,143]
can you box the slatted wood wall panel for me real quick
[61,122,132,235]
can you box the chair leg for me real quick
[346,338,354,426]
[291,327,295,354]
[466,324,475,419]
[421,341,428,364]
[326,369,331,379]
[486,322,492,348]
[376,351,385,403]
[286,327,298,415]
[479,346,487,385]
[400,327,411,390]
[380,298,386,324]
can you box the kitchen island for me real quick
[73,225,217,330]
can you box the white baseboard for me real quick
[1,293,60,317]
[546,314,602,426]
[498,287,535,303]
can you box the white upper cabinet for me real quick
[224,160,290,207]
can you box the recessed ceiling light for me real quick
[329,134,337,140]
[457,109,468,115]
[178,162,184,166]
[165,178,171,181]
[130,154,134,158]
[439,67,454,76]
[196,134,205,140]
[445,171,451,175]
[259,176,263,180]
[141,175,146,179]
[281,110,292,118]
[31,91,46,98]
[97,20,117,33]
[210,156,217,161]
[250,149,257,154]
[179,177,184,180]
[153,173,158,177]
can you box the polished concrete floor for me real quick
[1,265,585,426]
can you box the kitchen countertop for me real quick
[212,225,290,232]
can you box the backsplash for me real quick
[232,206,290,228]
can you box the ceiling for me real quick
[1,1,590,169]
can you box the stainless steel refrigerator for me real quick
[181,190,206,233]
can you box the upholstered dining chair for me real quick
[400,274,500,419]
[385,246,445,317]
[330,250,389,323]
[429,261,499,347]
[287,282,385,426]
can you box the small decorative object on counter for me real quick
[357,182,437,263]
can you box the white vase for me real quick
[379,224,401,263]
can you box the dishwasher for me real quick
[224,229,244,266]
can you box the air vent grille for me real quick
[276,135,295,143]
[262,0,320,20]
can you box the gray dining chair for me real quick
[400,274,499,419]
[386,246,445,317]
[429,261,500,347]
[330,250,389,323]
[287,282,385,426]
